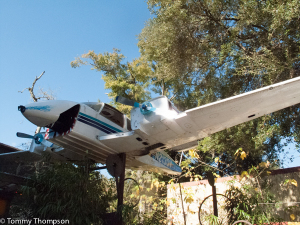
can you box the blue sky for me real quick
[0,1,151,148]
[0,1,299,169]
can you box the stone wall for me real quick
[167,167,300,225]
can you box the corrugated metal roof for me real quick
[0,143,22,154]
[0,144,30,192]
[0,172,28,192]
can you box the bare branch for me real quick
[19,71,46,102]
[38,87,55,100]
[18,87,29,94]
[30,71,46,102]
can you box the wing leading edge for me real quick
[169,76,300,151]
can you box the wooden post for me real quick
[117,153,126,208]
[116,153,126,225]
[212,185,218,217]
[102,153,126,225]
[207,172,218,217]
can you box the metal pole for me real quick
[116,153,126,225]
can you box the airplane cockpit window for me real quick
[100,104,124,128]
[83,102,103,112]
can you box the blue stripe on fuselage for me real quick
[77,117,113,134]
[78,115,116,134]
[78,112,123,134]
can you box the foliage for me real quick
[284,178,298,187]
[141,0,300,95]
[119,170,170,225]
[138,0,300,171]
[225,166,283,224]
[71,49,153,116]
[21,161,114,225]
[205,215,223,225]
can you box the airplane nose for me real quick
[18,100,79,127]
[18,105,26,113]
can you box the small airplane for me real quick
[2,76,300,176]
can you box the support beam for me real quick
[116,153,126,210]
[212,185,218,217]
[207,172,218,217]
[103,153,127,225]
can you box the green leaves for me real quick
[71,49,152,115]
[22,161,113,224]
[284,179,298,187]
[141,0,300,109]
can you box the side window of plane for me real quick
[127,117,132,131]
[100,104,124,128]
[89,104,102,112]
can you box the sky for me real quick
[0,0,151,147]
[0,1,299,169]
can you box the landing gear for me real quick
[103,153,140,225]
[105,153,126,225]
[106,153,126,208]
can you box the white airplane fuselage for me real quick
[19,97,182,175]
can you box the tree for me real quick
[71,49,153,116]
[137,0,300,174]
[22,161,114,225]
[139,0,300,100]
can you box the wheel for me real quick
[123,178,140,208]
[198,194,233,225]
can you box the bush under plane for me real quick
[2,76,300,176]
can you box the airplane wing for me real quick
[167,76,300,151]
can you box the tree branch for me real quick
[19,71,46,102]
